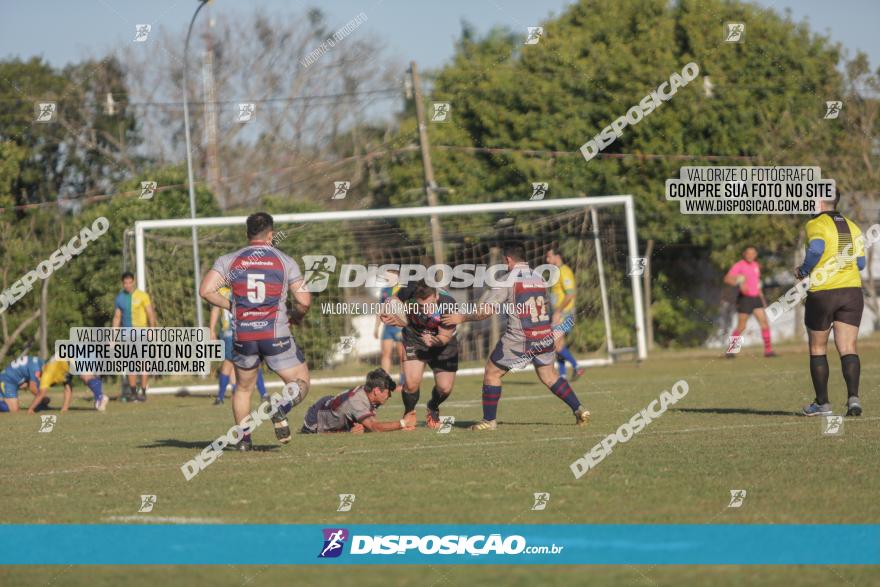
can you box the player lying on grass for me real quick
[28,356,107,414]
[380,278,459,429]
[0,355,45,413]
[301,368,416,433]
[442,241,590,431]
[200,212,311,451]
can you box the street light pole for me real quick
[183,0,209,328]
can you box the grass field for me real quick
[2,337,878,585]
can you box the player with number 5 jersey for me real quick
[442,241,590,431]
[200,212,311,451]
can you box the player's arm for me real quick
[442,288,504,326]
[421,325,455,347]
[797,225,826,279]
[288,278,311,325]
[553,293,575,323]
[145,300,158,328]
[360,411,416,432]
[60,381,73,412]
[199,270,231,310]
[28,374,47,415]
[379,296,407,327]
[112,308,121,329]
[723,266,743,287]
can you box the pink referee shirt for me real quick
[726,260,761,297]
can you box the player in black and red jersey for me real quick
[379,279,459,429]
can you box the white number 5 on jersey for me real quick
[247,273,266,303]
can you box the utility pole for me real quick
[202,16,222,209]
[183,0,209,329]
[409,61,445,265]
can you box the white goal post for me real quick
[134,196,647,393]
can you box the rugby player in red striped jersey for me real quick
[200,212,311,450]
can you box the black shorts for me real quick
[736,295,764,314]
[804,287,864,331]
[402,330,459,373]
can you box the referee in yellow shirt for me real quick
[546,245,585,381]
[796,194,864,417]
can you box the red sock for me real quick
[731,329,741,338]
[761,328,772,353]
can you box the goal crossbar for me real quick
[133,195,647,371]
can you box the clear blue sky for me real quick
[0,0,878,71]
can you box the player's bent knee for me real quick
[282,378,309,407]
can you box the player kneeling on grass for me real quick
[380,279,459,429]
[301,368,415,434]
[29,356,107,414]
[442,241,590,431]
[0,355,45,413]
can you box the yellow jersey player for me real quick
[29,356,107,414]
[797,194,865,418]
[112,271,157,402]
[546,245,584,380]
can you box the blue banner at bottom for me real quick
[0,524,877,565]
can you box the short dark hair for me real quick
[503,241,526,262]
[547,243,565,263]
[246,212,274,240]
[365,368,395,392]
[121,271,135,281]
[413,279,436,301]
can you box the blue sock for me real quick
[86,378,103,401]
[398,372,405,386]
[256,369,267,398]
[482,384,502,421]
[557,356,567,378]
[550,377,581,412]
[559,346,578,369]
[218,374,230,401]
[0,400,8,413]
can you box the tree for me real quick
[371,0,856,347]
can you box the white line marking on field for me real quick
[104,515,223,524]
[5,416,878,480]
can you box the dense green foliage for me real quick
[1,0,875,358]
[375,0,859,348]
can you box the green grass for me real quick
[2,337,878,585]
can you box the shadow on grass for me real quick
[447,420,561,428]
[140,438,280,452]
[671,407,798,417]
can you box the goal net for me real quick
[131,197,646,392]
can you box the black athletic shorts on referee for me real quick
[804,287,864,331]
[736,294,763,315]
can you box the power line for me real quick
[3,143,877,212]
[0,87,402,107]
